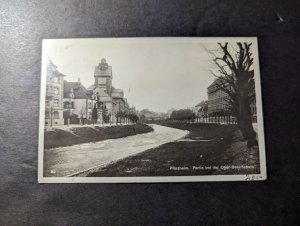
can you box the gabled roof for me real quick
[47,56,57,70]
[87,84,95,90]
[63,81,89,99]
[92,87,113,102]
[46,56,65,80]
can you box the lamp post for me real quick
[48,97,54,128]
[67,97,71,126]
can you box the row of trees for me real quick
[169,109,195,121]
[91,108,140,124]
[116,111,139,124]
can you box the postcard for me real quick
[38,37,266,183]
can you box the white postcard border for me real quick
[38,37,267,183]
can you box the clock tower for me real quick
[94,58,112,94]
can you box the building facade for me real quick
[45,58,132,126]
[45,58,65,126]
[206,77,257,122]
[207,78,230,116]
[63,79,95,124]
[87,58,131,124]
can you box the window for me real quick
[54,87,59,95]
[45,111,50,119]
[54,99,59,106]
[53,111,59,119]
[53,77,58,83]
[64,102,69,109]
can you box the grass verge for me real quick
[44,124,153,149]
[87,122,260,177]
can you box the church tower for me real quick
[94,58,112,94]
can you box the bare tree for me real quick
[211,42,257,147]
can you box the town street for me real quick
[44,124,189,177]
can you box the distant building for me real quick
[206,77,257,122]
[207,78,230,116]
[195,101,208,117]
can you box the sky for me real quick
[44,38,254,113]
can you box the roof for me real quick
[207,77,229,93]
[207,78,221,89]
[111,87,124,98]
[63,81,89,99]
[47,56,57,70]
[46,56,65,80]
[93,87,113,102]
[195,100,208,107]
[87,84,95,90]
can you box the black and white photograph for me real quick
[2,0,300,224]
[38,37,266,183]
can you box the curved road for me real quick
[44,124,189,177]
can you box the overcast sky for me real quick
[44,38,251,113]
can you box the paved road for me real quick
[44,124,189,177]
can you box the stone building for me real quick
[206,77,257,122]
[45,57,132,126]
[87,58,130,124]
[45,58,65,126]
[63,79,96,124]
[207,78,230,116]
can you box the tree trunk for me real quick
[237,83,258,148]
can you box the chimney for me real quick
[77,78,80,88]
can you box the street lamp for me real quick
[67,97,71,126]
